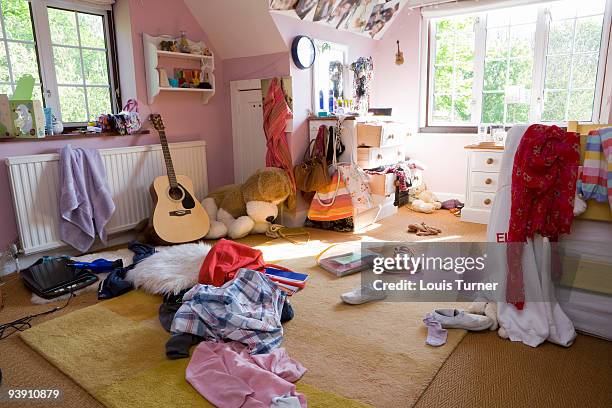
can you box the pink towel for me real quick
[186,341,307,408]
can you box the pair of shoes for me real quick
[449,208,461,217]
[341,283,387,305]
[408,222,442,236]
[432,308,492,331]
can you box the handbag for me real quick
[294,129,330,192]
[308,128,354,221]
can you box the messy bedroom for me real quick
[0,0,610,407]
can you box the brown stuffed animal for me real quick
[201,167,295,239]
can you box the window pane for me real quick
[432,94,452,122]
[542,2,604,122]
[571,53,599,89]
[53,46,83,84]
[544,55,570,89]
[0,43,9,82]
[87,87,111,120]
[542,90,567,121]
[454,94,472,122]
[509,24,535,58]
[482,92,504,123]
[507,103,530,123]
[548,20,574,55]
[1,0,34,41]
[434,65,452,93]
[8,42,39,82]
[78,13,106,49]
[486,27,508,59]
[509,59,532,87]
[456,64,474,94]
[484,60,507,91]
[574,16,603,52]
[431,15,475,124]
[0,83,11,94]
[58,86,86,122]
[82,49,108,85]
[48,8,78,46]
[568,90,594,121]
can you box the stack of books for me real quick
[264,267,309,295]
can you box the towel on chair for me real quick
[59,145,115,253]
[579,127,612,210]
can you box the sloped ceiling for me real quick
[184,0,288,60]
[270,0,409,39]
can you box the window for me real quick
[0,0,42,99]
[0,0,117,126]
[312,40,348,112]
[430,16,476,124]
[426,0,610,127]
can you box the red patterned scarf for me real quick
[506,124,580,310]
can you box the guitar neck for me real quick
[158,130,178,187]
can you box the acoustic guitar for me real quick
[149,113,210,243]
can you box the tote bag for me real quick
[308,125,354,221]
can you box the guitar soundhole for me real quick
[168,186,184,201]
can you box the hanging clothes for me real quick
[579,127,612,209]
[59,145,115,253]
[506,124,580,309]
[263,77,296,193]
[487,125,576,347]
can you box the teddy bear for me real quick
[201,167,295,240]
[410,190,442,214]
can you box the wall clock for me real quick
[291,35,316,69]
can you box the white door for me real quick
[231,80,267,184]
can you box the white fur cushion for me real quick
[126,242,211,295]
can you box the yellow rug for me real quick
[20,251,467,407]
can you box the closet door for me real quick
[231,81,267,184]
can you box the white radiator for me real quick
[6,141,208,255]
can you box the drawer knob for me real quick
[484,198,492,205]
[485,178,493,185]
[486,158,494,164]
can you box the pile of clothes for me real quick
[159,239,307,407]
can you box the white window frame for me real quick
[420,0,612,128]
[29,0,118,125]
[311,39,350,113]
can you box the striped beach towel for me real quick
[307,171,354,221]
[580,128,612,210]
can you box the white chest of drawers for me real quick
[461,145,504,224]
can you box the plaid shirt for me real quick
[171,268,286,354]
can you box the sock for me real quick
[423,313,447,347]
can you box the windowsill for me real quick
[0,129,151,142]
[419,126,478,134]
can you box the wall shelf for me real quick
[156,50,213,61]
[143,33,216,105]
[0,129,151,142]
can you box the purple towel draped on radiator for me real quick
[59,145,115,253]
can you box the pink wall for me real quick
[0,0,232,251]
[223,52,291,83]
[371,6,422,126]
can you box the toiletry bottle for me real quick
[319,90,324,110]
[328,90,334,114]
